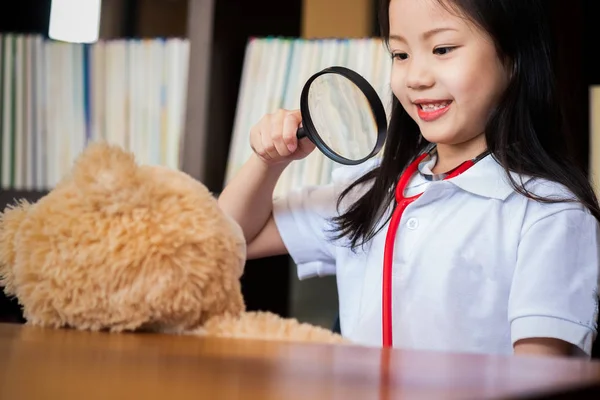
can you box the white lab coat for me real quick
[272,154,600,357]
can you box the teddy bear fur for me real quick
[0,142,347,345]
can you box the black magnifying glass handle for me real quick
[296,126,307,139]
[294,66,387,165]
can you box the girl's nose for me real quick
[405,59,434,90]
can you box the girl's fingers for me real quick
[271,110,291,157]
[249,109,312,165]
[282,110,301,153]
[261,122,280,160]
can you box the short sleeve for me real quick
[272,183,339,280]
[508,208,600,357]
[272,159,380,280]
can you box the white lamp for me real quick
[48,0,102,43]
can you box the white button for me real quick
[406,218,419,230]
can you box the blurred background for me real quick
[1,0,599,331]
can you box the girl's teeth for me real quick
[421,102,450,111]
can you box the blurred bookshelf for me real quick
[0,0,597,336]
[0,0,336,327]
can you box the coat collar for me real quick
[331,152,532,201]
[447,154,533,200]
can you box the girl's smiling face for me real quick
[388,0,511,158]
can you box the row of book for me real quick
[0,33,189,191]
[224,37,393,197]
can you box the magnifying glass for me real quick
[296,66,388,165]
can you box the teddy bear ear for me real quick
[73,141,139,191]
[71,141,149,210]
[0,199,32,296]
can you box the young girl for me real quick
[218,0,600,358]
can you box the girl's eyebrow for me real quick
[389,27,459,43]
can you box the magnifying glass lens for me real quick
[307,74,378,162]
[296,66,387,165]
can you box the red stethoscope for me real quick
[381,146,489,348]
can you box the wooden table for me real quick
[1,323,599,399]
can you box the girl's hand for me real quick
[249,109,316,166]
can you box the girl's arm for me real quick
[514,338,573,357]
[218,109,315,260]
[218,154,288,259]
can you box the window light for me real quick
[48,0,101,43]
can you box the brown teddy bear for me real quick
[0,142,347,345]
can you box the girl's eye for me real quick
[392,52,408,61]
[433,46,456,56]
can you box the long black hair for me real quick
[331,0,600,250]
